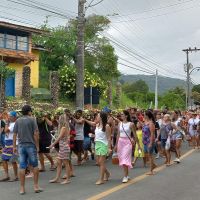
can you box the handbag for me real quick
[112,152,119,165]
[165,135,171,150]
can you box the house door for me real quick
[6,77,15,97]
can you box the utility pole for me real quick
[155,69,158,110]
[183,47,200,109]
[76,0,86,110]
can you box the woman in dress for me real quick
[85,112,112,185]
[49,113,71,184]
[0,111,18,182]
[142,110,157,175]
[133,121,145,167]
[158,114,176,166]
[115,110,140,183]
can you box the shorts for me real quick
[18,144,38,169]
[172,131,182,140]
[83,137,91,150]
[189,130,198,137]
[39,141,51,154]
[73,140,83,153]
[161,139,167,149]
[95,141,108,156]
[144,143,155,154]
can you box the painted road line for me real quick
[86,149,195,200]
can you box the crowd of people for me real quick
[0,105,200,195]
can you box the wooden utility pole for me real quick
[183,47,200,109]
[76,0,86,109]
[155,69,158,110]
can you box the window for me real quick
[0,33,4,48]
[6,34,16,49]
[17,36,28,51]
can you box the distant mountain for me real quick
[120,75,186,95]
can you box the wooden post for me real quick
[50,71,59,108]
[116,82,122,108]
[22,66,31,104]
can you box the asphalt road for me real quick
[0,142,199,200]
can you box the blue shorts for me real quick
[144,143,155,154]
[161,139,167,149]
[18,144,38,169]
[83,137,91,151]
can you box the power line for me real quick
[102,32,186,79]
[109,0,195,18]
[112,2,200,24]
[5,0,73,19]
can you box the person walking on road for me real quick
[115,110,140,183]
[142,110,157,175]
[13,105,43,195]
[49,113,71,185]
[85,112,112,185]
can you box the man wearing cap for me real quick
[13,105,43,195]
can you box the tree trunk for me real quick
[116,82,122,108]
[50,71,59,108]
[75,0,86,110]
[107,81,112,108]
[0,75,6,108]
[22,66,31,104]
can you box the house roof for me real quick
[0,48,38,64]
[0,21,43,34]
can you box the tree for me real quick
[132,80,149,94]
[33,14,119,98]
[122,80,149,95]
[192,84,200,93]
[0,61,15,108]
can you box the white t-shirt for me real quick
[5,122,18,145]
[188,118,199,134]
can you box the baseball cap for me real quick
[9,111,17,117]
[22,105,32,113]
[102,106,112,113]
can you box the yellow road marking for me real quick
[86,149,195,200]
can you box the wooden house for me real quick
[0,21,43,97]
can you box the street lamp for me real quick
[189,67,200,75]
[188,67,200,109]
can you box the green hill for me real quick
[120,75,186,95]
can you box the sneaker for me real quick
[155,153,160,159]
[175,158,180,163]
[122,177,129,183]
[174,158,180,163]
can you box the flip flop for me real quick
[49,179,60,183]
[0,177,10,182]
[19,191,26,195]
[35,189,44,193]
[49,166,57,171]
[8,177,19,182]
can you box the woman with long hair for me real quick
[49,114,71,184]
[85,112,112,185]
[172,110,183,163]
[115,110,140,183]
[142,110,157,175]
[159,114,176,166]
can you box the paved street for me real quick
[0,142,199,200]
